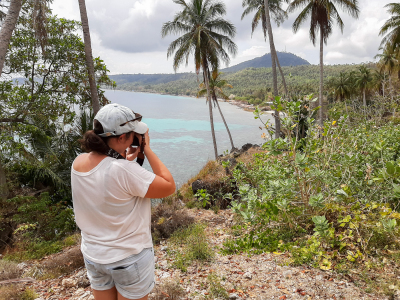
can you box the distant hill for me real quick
[222,51,310,73]
[109,73,192,86]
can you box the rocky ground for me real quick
[2,209,389,300]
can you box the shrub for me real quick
[151,203,194,244]
[0,260,22,281]
[223,95,400,295]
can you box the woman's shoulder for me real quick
[72,152,110,173]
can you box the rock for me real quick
[62,278,77,288]
[244,272,252,279]
[161,246,168,251]
[229,293,238,299]
[191,179,204,196]
[17,262,28,270]
[77,277,90,288]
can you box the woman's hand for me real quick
[125,146,140,161]
[143,129,151,154]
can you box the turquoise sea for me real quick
[104,90,273,187]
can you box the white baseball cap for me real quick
[94,103,148,137]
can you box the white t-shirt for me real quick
[71,156,156,264]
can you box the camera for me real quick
[131,135,140,147]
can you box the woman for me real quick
[71,103,175,300]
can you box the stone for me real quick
[160,246,168,251]
[62,278,77,288]
[244,272,252,279]
[229,293,238,299]
[77,277,90,288]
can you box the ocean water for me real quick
[104,90,273,187]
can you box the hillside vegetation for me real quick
[112,63,373,99]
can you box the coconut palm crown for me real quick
[241,0,287,39]
[288,0,359,46]
[380,3,400,49]
[161,0,237,73]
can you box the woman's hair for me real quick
[79,120,133,154]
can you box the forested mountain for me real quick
[221,51,310,73]
[111,63,372,99]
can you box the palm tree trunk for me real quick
[0,0,24,200]
[0,0,23,74]
[264,0,280,138]
[363,88,366,107]
[275,52,288,96]
[78,0,100,115]
[319,30,324,127]
[213,91,235,150]
[203,61,218,160]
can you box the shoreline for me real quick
[107,88,274,113]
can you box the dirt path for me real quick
[15,209,387,300]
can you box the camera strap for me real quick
[136,135,146,166]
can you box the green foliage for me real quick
[168,223,214,272]
[223,94,400,276]
[4,234,80,262]
[7,193,76,241]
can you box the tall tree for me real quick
[375,45,398,99]
[78,0,100,115]
[241,0,288,96]
[0,0,23,79]
[198,71,235,150]
[264,0,281,138]
[355,65,373,107]
[288,0,359,126]
[326,71,351,102]
[162,0,237,159]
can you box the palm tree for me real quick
[197,71,235,149]
[380,3,400,50]
[375,45,398,99]
[287,0,359,126]
[241,0,288,96]
[355,65,373,107]
[162,0,237,159]
[327,72,351,102]
[78,0,101,115]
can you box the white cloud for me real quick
[50,0,396,73]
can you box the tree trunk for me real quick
[203,61,218,160]
[0,0,24,199]
[264,0,280,138]
[363,88,366,107]
[0,162,8,200]
[0,0,23,74]
[212,91,235,150]
[319,30,324,127]
[78,0,100,115]
[275,52,288,96]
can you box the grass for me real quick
[168,223,214,272]
[26,246,85,280]
[3,233,80,262]
[151,279,186,300]
[0,260,22,281]
[0,285,37,300]
[207,273,229,299]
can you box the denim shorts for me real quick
[83,248,155,299]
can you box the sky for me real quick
[51,0,393,75]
